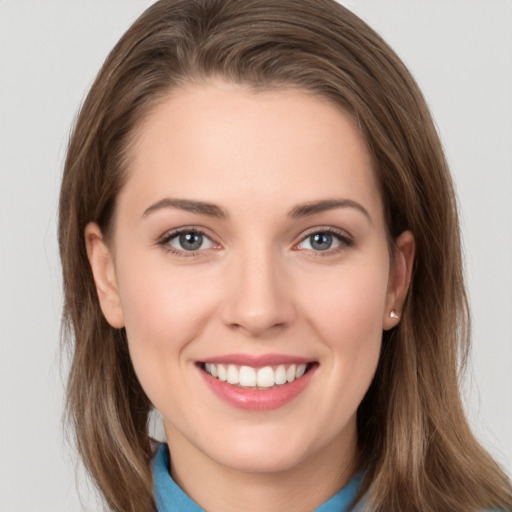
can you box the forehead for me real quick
[121,81,383,222]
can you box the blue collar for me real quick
[153,444,362,512]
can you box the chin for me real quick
[199,424,329,475]
[210,444,311,475]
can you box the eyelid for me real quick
[155,225,354,257]
[156,226,221,257]
[294,226,354,252]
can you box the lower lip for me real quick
[198,364,317,411]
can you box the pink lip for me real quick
[197,358,318,411]
[201,353,311,367]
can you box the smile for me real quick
[202,363,309,389]
[198,356,318,411]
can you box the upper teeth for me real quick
[204,363,307,388]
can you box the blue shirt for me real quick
[153,444,363,512]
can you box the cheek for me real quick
[301,260,390,344]
[114,255,219,374]
[297,256,389,400]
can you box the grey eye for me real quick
[169,231,213,251]
[298,231,343,252]
[309,233,333,251]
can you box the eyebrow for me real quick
[141,198,228,219]
[289,199,371,223]
[141,197,371,223]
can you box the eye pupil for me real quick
[179,232,203,251]
[310,233,332,251]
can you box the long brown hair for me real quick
[59,1,512,511]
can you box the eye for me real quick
[159,229,216,254]
[301,232,338,251]
[296,229,353,253]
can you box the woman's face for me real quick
[87,81,413,478]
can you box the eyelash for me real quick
[294,227,354,257]
[156,226,354,258]
[157,227,215,258]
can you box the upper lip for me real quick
[200,353,314,367]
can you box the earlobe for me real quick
[85,222,125,328]
[383,230,415,330]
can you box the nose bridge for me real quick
[221,240,294,336]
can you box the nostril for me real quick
[226,319,288,337]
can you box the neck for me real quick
[164,422,360,512]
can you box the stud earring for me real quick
[390,310,399,319]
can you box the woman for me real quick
[58,0,512,511]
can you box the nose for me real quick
[220,247,295,338]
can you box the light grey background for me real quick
[0,1,511,511]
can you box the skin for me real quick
[86,81,415,512]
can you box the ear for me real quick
[85,222,125,328]
[383,230,415,330]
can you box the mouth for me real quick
[200,362,315,389]
[197,356,318,411]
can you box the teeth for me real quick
[227,364,239,384]
[203,362,310,388]
[239,366,257,387]
[217,364,227,382]
[286,364,296,383]
[275,365,287,385]
[257,366,274,388]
